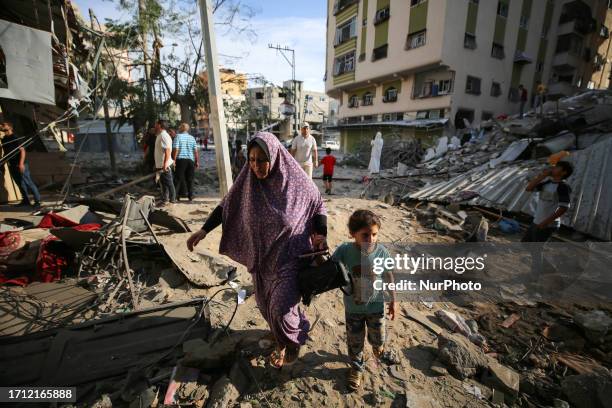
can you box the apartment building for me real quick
[197,69,248,139]
[246,80,332,140]
[590,6,612,89]
[325,0,609,152]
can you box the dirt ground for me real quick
[3,148,609,407]
[155,171,491,408]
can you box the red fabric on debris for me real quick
[38,212,80,228]
[0,231,29,285]
[0,231,22,257]
[35,223,101,282]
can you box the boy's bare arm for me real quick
[526,169,551,192]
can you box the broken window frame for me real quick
[406,29,427,50]
[465,75,482,95]
[334,16,358,46]
[362,92,374,106]
[491,42,505,59]
[383,87,398,103]
[464,32,477,50]
[372,44,389,61]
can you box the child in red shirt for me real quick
[320,147,337,195]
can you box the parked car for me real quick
[321,139,340,151]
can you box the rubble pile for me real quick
[0,191,260,406]
[340,135,424,169]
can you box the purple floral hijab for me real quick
[218,132,326,277]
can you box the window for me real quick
[469,0,479,4]
[255,92,264,100]
[319,96,326,102]
[491,81,502,97]
[466,76,481,95]
[358,52,366,62]
[383,87,398,102]
[362,92,374,106]
[348,95,359,108]
[537,61,544,73]
[333,0,359,15]
[438,79,452,94]
[464,33,476,49]
[406,30,427,50]
[333,51,356,76]
[278,92,287,98]
[492,43,505,59]
[334,17,357,46]
[374,7,390,24]
[416,111,429,119]
[520,15,529,29]
[372,44,388,61]
[411,0,426,6]
[497,1,509,18]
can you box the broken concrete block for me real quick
[573,310,612,343]
[482,360,520,398]
[436,333,488,380]
[561,368,612,408]
[182,338,236,369]
[434,217,463,233]
[206,376,240,408]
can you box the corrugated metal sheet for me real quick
[408,138,612,241]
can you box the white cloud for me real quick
[215,16,327,92]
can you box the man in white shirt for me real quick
[291,122,318,178]
[154,120,176,205]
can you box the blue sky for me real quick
[72,0,328,91]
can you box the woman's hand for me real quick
[311,233,328,251]
[187,230,207,251]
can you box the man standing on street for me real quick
[154,120,176,205]
[519,84,528,118]
[291,122,318,178]
[172,123,198,201]
[0,121,41,208]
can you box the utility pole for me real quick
[198,0,233,196]
[268,44,298,137]
[138,0,155,126]
[89,9,117,175]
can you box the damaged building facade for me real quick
[0,0,89,201]
[324,0,610,153]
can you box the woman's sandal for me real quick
[269,347,285,369]
[347,368,362,391]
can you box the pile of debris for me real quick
[403,298,612,408]
[340,135,424,169]
[0,193,258,406]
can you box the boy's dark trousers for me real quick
[345,311,385,371]
[521,223,558,283]
[174,158,195,199]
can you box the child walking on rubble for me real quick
[332,210,397,391]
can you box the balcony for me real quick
[552,51,582,71]
[333,0,359,16]
[557,19,596,36]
